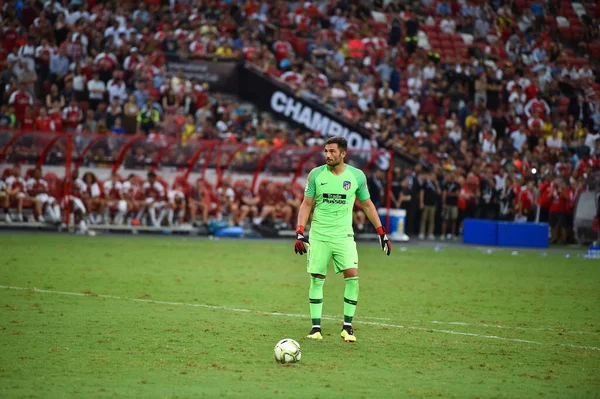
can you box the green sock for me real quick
[309,277,325,327]
[343,277,359,325]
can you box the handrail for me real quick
[75,135,108,169]
[251,145,287,193]
[0,131,26,164]
[110,135,146,173]
[291,147,323,185]
[200,143,218,181]
[0,131,403,180]
[216,143,248,187]
[36,134,64,168]
[183,140,220,180]
[150,137,181,171]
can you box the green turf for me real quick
[0,234,599,399]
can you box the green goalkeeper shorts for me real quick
[307,238,358,276]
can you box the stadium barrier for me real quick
[463,218,549,249]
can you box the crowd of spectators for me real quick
[1,0,600,241]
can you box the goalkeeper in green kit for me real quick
[294,136,391,343]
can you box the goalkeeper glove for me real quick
[376,226,391,256]
[294,225,309,255]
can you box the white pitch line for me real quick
[1,285,599,352]
[426,320,599,335]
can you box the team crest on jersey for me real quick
[343,181,351,190]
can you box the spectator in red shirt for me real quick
[8,83,33,124]
[2,20,19,53]
[535,175,552,223]
[548,179,568,244]
[35,107,55,132]
[21,106,35,131]
[49,107,63,132]
[516,180,536,222]
[61,100,83,132]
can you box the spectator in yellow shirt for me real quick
[541,115,554,138]
[465,113,479,133]
[181,115,197,143]
[216,42,233,57]
[200,20,218,36]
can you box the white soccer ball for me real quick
[273,338,301,364]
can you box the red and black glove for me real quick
[376,226,391,256]
[294,225,309,255]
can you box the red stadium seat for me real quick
[421,25,437,34]
[515,0,528,11]
[559,27,572,41]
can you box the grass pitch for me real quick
[0,234,599,398]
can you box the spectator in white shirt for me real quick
[546,129,563,149]
[510,124,528,152]
[117,21,137,41]
[508,86,527,115]
[413,125,428,141]
[104,21,121,42]
[478,123,497,144]
[481,135,497,153]
[330,8,347,32]
[530,46,546,64]
[518,10,533,32]
[445,112,459,130]
[17,38,36,70]
[405,94,421,117]
[329,82,347,100]
[448,126,462,144]
[578,66,594,80]
[66,9,89,25]
[440,17,456,34]
[346,74,360,95]
[422,60,436,81]
[107,73,127,104]
[584,130,600,153]
[377,81,393,100]
[87,72,106,110]
[407,70,422,95]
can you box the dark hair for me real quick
[148,171,157,178]
[82,172,97,184]
[325,136,348,152]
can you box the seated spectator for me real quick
[546,128,564,150]
[3,164,27,222]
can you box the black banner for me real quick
[166,57,240,94]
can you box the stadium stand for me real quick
[1,0,600,243]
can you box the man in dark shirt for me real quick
[419,172,440,240]
[478,176,499,219]
[441,172,460,240]
[367,169,386,208]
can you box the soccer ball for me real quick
[273,338,301,364]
